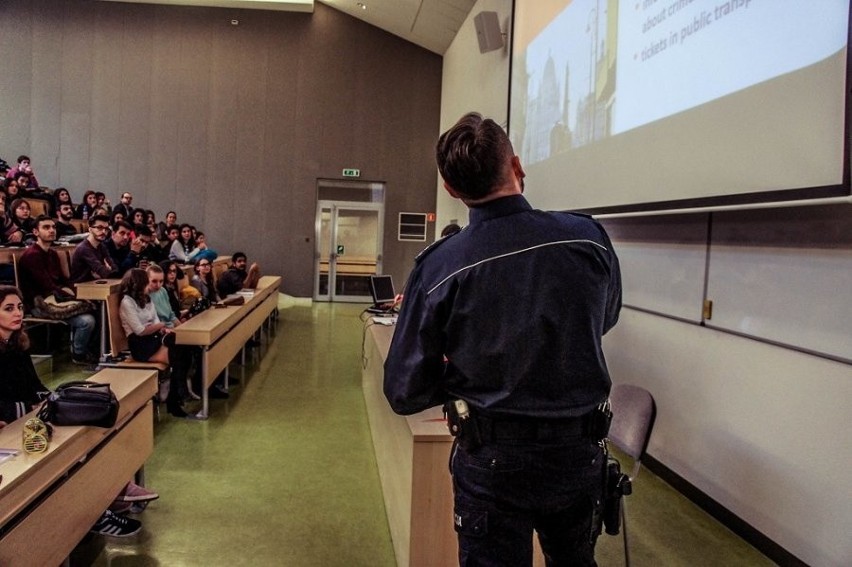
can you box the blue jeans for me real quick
[450,438,606,567]
[69,313,96,357]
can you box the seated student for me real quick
[109,208,126,227]
[5,155,40,189]
[17,215,98,364]
[112,192,134,220]
[190,258,218,303]
[118,269,191,418]
[156,211,177,242]
[144,210,157,240]
[168,224,208,264]
[159,224,179,260]
[52,187,74,221]
[70,214,117,283]
[8,198,36,244]
[129,209,146,237]
[95,191,110,213]
[1,192,25,245]
[2,178,23,211]
[193,231,218,263]
[0,285,149,537]
[54,202,78,238]
[217,252,260,297]
[105,220,154,276]
[145,264,182,328]
[158,260,187,320]
[74,190,98,220]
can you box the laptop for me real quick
[368,275,396,313]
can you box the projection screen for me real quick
[509,0,852,213]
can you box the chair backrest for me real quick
[56,248,71,279]
[105,291,130,356]
[23,197,49,218]
[69,219,88,234]
[11,253,21,288]
[608,384,656,463]
[212,259,228,285]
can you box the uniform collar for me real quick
[468,194,532,225]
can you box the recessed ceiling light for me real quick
[356,2,366,9]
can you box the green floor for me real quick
[42,300,774,566]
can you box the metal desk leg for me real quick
[196,347,210,420]
[98,301,108,361]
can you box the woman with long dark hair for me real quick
[168,223,203,264]
[190,258,218,302]
[74,190,98,220]
[157,260,186,319]
[8,198,35,243]
[118,269,190,418]
[1,193,24,245]
[2,178,22,210]
[0,285,157,535]
[0,286,49,425]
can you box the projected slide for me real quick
[511,0,851,212]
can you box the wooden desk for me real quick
[174,275,281,419]
[0,368,157,566]
[363,325,545,567]
[75,278,122,360]
[0,246,27,265]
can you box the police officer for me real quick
[384,112,622,566]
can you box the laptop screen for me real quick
[369,275,396,306]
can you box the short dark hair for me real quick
[89,214,110,227]
[16,155,30,164]
[232,252,247,263]
[436,112,514,201]
[112,219,133,232]
[33,214,54,229]
[135,224,153,237]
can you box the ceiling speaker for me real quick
[474,11,503,54]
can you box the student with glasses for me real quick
[190,259,218,302]
[70,215,118,283]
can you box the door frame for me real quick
[313,200,385,303]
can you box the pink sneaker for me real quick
[117,482,159,503]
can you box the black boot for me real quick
[167,398,188,418]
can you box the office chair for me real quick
[608,384,657,567]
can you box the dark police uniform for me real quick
[384,194,621,566]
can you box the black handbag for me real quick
[187,297,212,318]
[38,381,120,428]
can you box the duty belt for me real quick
[473,413,589,442]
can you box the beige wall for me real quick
[439,2,852,566]
[0,0,441,296]
[435,0,513,235]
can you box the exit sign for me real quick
[342,168,361,178]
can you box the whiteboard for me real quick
[705,206,852,361]
[601,215,708,323]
